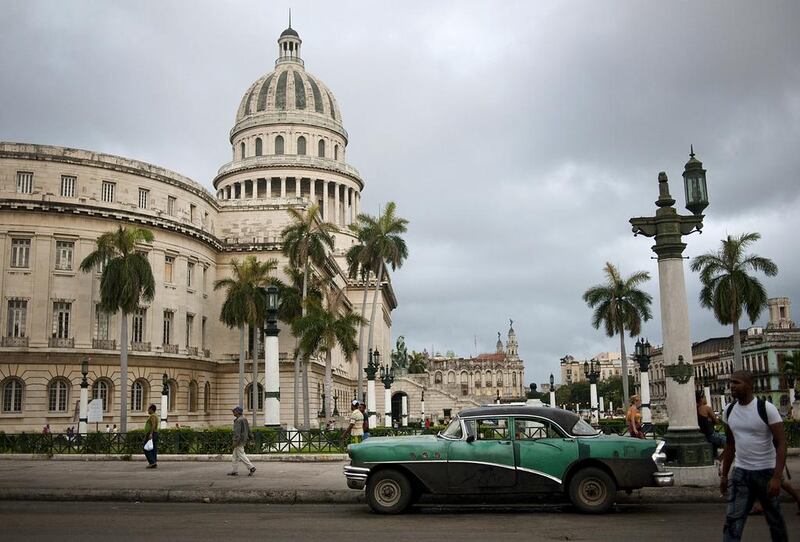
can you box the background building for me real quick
[0,26,398,431]
[559,352,632,385]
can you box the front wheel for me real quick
[366,469,413,514]
[568,467,616,514]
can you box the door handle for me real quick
[497,441,511,445]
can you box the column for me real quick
[367,377,376,429]
[295,177,301,198]
[264,317,280,427]
[78,377,88,434]
[332,182,339,226]
[384,386,392,428]
[590,381,599,425]
[549,389,556,409]
[252,179,257,199]
[599,396,605,416]
[401,395,408,427]
[310,178,316,204]
[322,181,329,221]
[160,386,168,429]
[346,187,352,225]
[280,177,286,198]
[640,369,652,424]
[266,178,272,199]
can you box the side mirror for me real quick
[466,434,475,444]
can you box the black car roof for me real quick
[457,405,580,433]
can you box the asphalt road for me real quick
[3,502,799,541]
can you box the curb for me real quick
[0,488,364,504]
[0,454,348,462]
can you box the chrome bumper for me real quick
[653,471,674,487]
[343,465,370,490]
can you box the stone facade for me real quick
[0,26,397,432]
[559,351,632,385]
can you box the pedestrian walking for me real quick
[359,402,370,440]
[626,395,644,439]
[228,406,256,476]
[696,391,726,455]
[720,370,788,541]
[344,400,364,444]
[42,424,51,435]
[143,404,159,469]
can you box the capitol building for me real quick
[0,26,398,431]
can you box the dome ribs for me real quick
[256,74,274,112]
[275,71,288,110]
[293,71,306,110]
[307,76,324,114]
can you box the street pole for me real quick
[380,364,394,428]
[549,373,556,408]
[401,395,408,427]
[160,373,168,429]
[364,349,379,430]
[79,357,89,434]
[599,396,605,416]
[421,389,425,424]
[264,285,281,427]
[635,339,653,424]
[584,360,600,425]
[630,149,713,466]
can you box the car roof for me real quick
[458,405,580,432]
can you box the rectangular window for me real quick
[6,300,27,338]
[138,188,149,209]
[162,310,173,345]
[186,314,194,347]
[132,308,146,343]
[55,241,74,271]
[10,239,31,268]
[60,175,76,198]
[95,304,110,340]
[201,316,207,349]
[52,302,72,339]
[167,196,176,216]
[164,256,174,283]
[202,266,207,292]
[189,204,196,222]
[16,171,33,194]
[101,181,115,203]
[187,262,194,288]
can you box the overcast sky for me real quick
[2,1,799,386]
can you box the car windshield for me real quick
[571,417,600,436]
[440,417,463,439]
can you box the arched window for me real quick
[204,381,211,414]
[245,383,264,411]
[240,142,246,159]
[297,136,306,155]
[447,372,456,385]
[255,137,263,156]
[92,378,113,412]
[48,378,70,412]
[334,144,339,160]
[131,379,148,412]
[434,371,443,384]
[512,372,517,387]
[2,378,24,413]
[496,372,503,386]
[275,135,284,155]
[167,379,178,412]
[460,371,468,384]
[318,139,325,157]
[188,380,198,412]
[485,372,491,387]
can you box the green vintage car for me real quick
[344,405,673,514]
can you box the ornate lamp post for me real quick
[380,363,395,428]
[78,357,90,434]
[583,359,601,425]
[160,373,169,429]
[364,349,379,429]
[630,148,713,467]
[264,285,281,427]
[634,338,653,424]
[549,373,556,408]
[420,389,426,425]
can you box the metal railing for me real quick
[92,339,116,350]
[49,337,74,348]
[1,336,28,347]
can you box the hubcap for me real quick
[374,479,401,508]
[580,478,606,504]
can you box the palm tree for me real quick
[79,226,155,433]
[408,351,428,374]
[281,204,338,428]
[213,256,277,409]
[583,262,653,407]
[690,233,778,371]
[357,202,409,364]
[346,218,381,401]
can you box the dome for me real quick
[280,27,299,38]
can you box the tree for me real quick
[213,256,277,410]
[690,232,778,371]
[79,226,155,433]
[356,202,409,369]
[293,287,363,419]
[281,204,337,428]
[583,262,653,407]
[781,351,799,391]
[407,351,428,374]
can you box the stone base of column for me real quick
[663,428,714,467]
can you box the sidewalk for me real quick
[0,453,797,505]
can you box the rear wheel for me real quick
[568,467,616,514]
[366,469,413,514]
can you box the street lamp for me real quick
[583,359,601,425]
[629,149,713,467]
[364,349,379,429]
[380,362,394,428]
[634,338,653,424]
[78,357,90,434]
[160,372,169,429]
[264,285,281,427]
[549,373,556,409]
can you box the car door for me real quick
[446,416,516,491]
[513,416,578,493]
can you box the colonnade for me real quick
[217,177,360,225]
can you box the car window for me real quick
[571,417,600,436]
[441,417,463,439]
[513,418,561,440]
[465,417,509,441]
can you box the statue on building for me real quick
[391,336,409,375]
